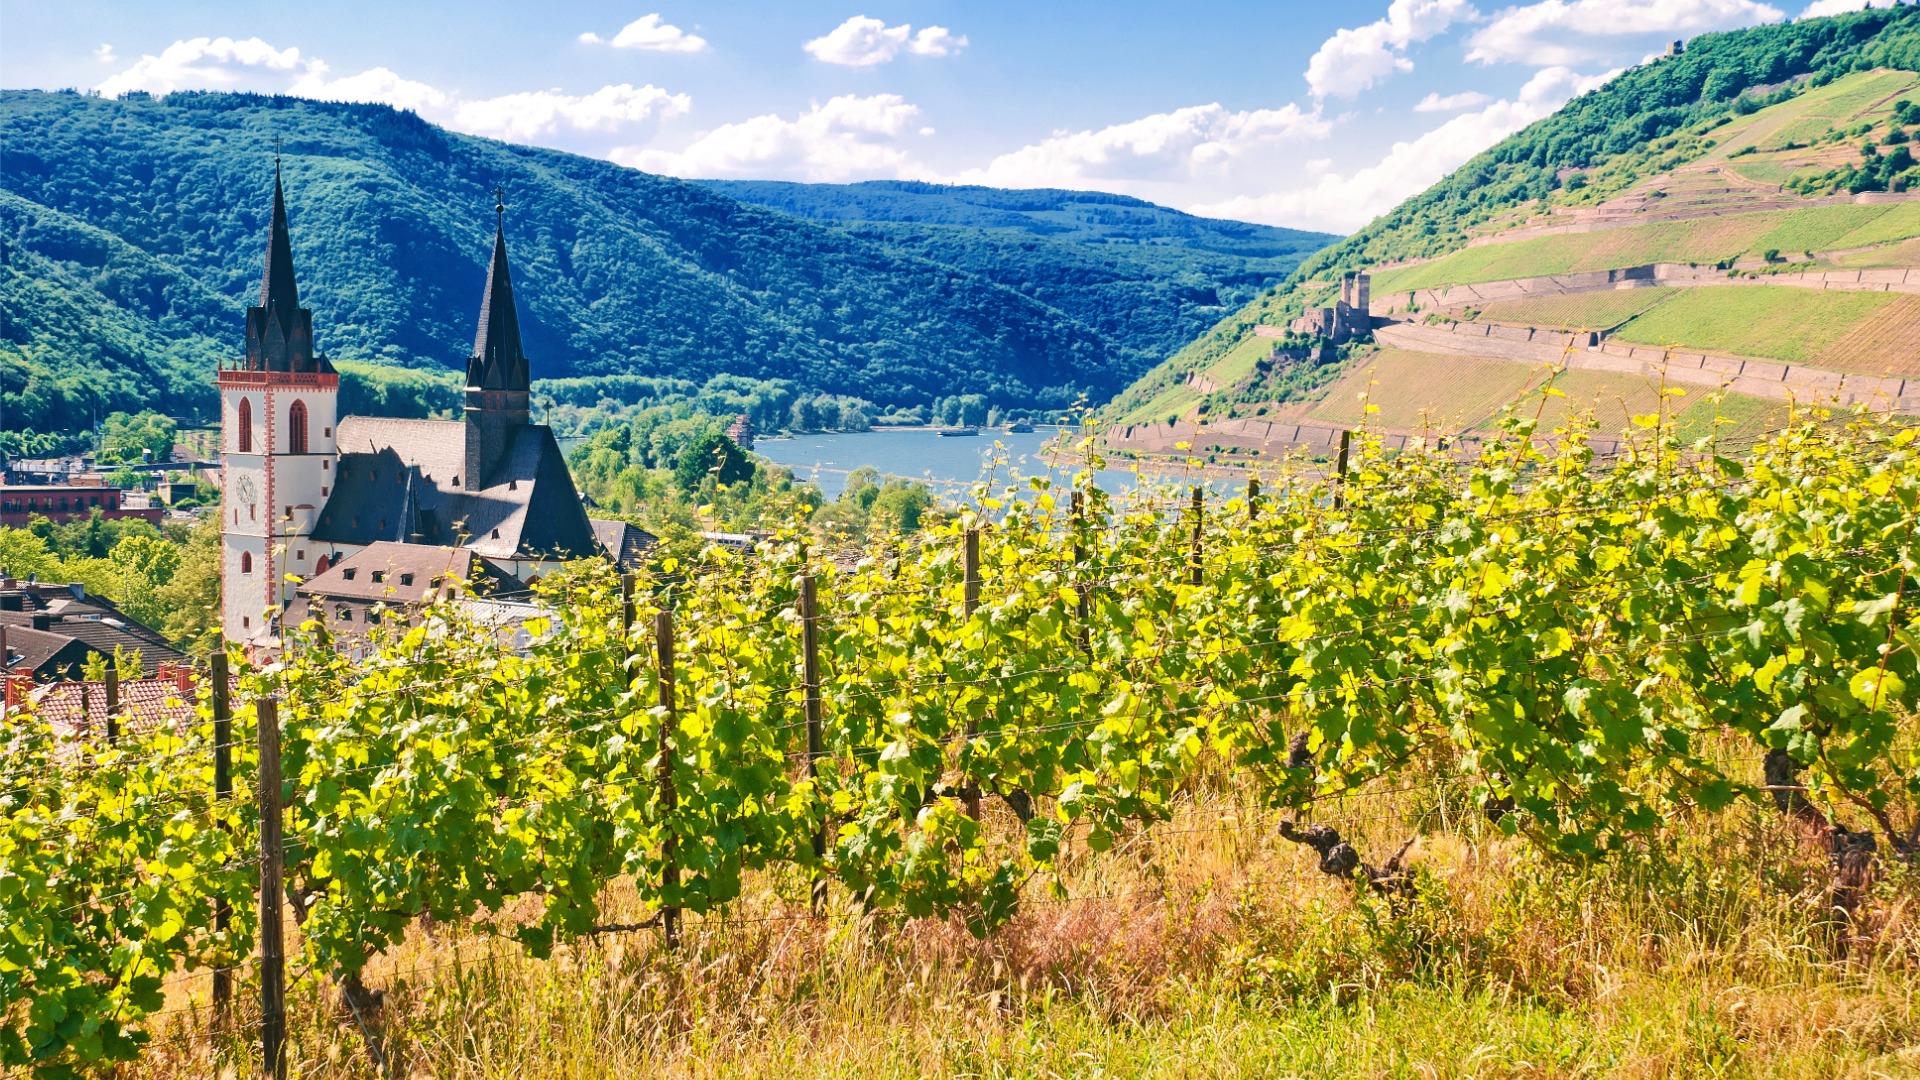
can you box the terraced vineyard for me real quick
[1612,286,1906,364]
[1113,58,1920,452]
[1820,293,1920,375]
[1372,201,1920,298]
[1468,288,1680,331]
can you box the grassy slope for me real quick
[1102,8,1920,432]
[129,777,1918,1078]
[1612,286,1902,362]
[1370,201,1919,298]
[1469,287,1682,330]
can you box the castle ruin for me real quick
[1288,272,1373,344]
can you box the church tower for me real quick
[219,159,339,645]
[463,189,532,490]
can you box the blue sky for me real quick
[5,0,1868,231]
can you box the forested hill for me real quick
[1103,5,1920,429]
[0,92,1313,436]
[695,180,1336,378]
[691,180,1329,254]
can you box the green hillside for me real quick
[1104,6,1920,431]
[692,181,1336,376]
[0,92,1262,437]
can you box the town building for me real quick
[295,541,527,645]
[219,167,636,644]
[0,579,186,680]
[0,484,163,527]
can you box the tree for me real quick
[673,432,754,494]
[109,533,182,629]
[154,514,221,653]
[98,410,177,465]
[0,528,58,581]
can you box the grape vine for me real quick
[3,407,1915,1075]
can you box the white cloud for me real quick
[95,36,308,97]
[1467,0,1783,65]
[955,103,1331,189]
[1800,0,1896,16]
[803,16,966,66]
[578,14,708,52]
[622,93,932,181]
[908,26,967,57]
[288,64,451,112]
[452,85,690,140]
[94,44,116,64]
[94,36,688,146]
[1305,0,1478,99]
[1193,66,1614,232]
[1415,89,1492,111]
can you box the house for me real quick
[294,541,526,641]
[0,579,185,680]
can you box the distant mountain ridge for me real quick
[0,91,1328,436]
[690,180,1337,392]
[691,179,1331,255]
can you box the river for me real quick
[751,427,1147,502]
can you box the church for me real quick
[219,165,620,645]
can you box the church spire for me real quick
[468,187,529,393]
[243,151,330,374]
[260,151,300,317]
[462,187,532,491]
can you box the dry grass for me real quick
[122,764,1920,1079]
[1816,294,1920,378]
[1306,349,1542,431]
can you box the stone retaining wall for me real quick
[1388,263,1920,316]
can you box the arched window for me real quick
[236,398,253,453]
[241,551,254,574]
[288,400,309,454]
[314,554,331,575]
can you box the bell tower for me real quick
[218,155,339,645]
[462,188,532,490]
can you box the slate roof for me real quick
[590,519,658,571]
[297,542,524,603]
[314,419,599,561]
[468,221,530,393]
[0,623,92,679]
[0,602,183,676]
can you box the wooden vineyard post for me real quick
[1246,477,1261,521]
[1334,430,1353,511]
[1071,492,1091,656]
[800,575,827,915]
[960,528,982,819]
[211,653,233,1014]
[654,609,681,951]
[257,696,287,1080]
[1188,486,1205,587]
[104,668,120,744]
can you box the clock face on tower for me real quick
[235,474,257,506]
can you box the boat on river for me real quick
[936,428,980,437]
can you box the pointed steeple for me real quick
[260,158,300,318]
[462,187,532,491]
[468,188,529,393]
[243,149,332,375]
